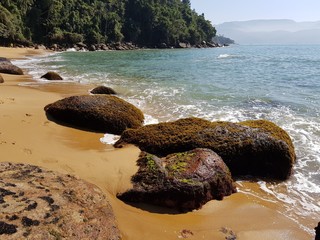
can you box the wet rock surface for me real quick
[40,71,63,80]
[117,148,236,212]
[0,162,121,240]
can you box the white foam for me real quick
[100,134,120,145]
[66,48,77,52]
[217,54,233,59]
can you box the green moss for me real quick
[145,154,157,171]
[168,161,187,173]
[179,178,199,185]
[165,151,197,178]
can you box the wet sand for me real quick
[0,47,313,239]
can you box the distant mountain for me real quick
[216,19,320,44]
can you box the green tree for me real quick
[0,0,216,47]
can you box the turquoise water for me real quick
[17,45,320,233]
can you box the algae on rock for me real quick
[115,117,296,180]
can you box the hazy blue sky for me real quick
[190,0,320,24]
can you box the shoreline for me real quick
[0,47,313,239]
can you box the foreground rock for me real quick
[316,222,320,240]
[115,118,296,180]
[0,58,23,75]
[0,162,121,240]
[117,148,236,212]
[40,71,63,80]
[91,86,117,95]
[45,95,144,134]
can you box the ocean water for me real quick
[16,45,319,233]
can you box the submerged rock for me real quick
[0,162,121,240]
[0,58,23,75]
[115,118,296,180]
[40,71,63,80]
[91,86,117,95]
[117,148,236,212]
[45,95,144,134]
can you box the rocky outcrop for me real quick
[40,71,63,80]
[0,74,4,83]
[0,58,23,75]
[45,95,144,134]
[91,86,117,95]
[117,148,236,212]
[115,118,296,180]
[0,162,121,240]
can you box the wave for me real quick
[217,54,236,59]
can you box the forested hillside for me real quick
[0,0,216,48]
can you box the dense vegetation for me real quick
[212,35,235,45]
[0,0,216,48]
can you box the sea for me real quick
[15,44,319,234]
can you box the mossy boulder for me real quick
[91,86,117,95]
[0,74,4,83]
[117,148,236,212]
[115,118,296,180]
[41,71,63,80]
[0,58,23,75]
[45,95,144,134]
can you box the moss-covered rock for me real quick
[41,71,63,80]
[117,148,236,212]
[0,58,23,75]
[90,86,117,95]
[45,95,144,134]
[115,118,296,180]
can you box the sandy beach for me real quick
[0,47,313,239]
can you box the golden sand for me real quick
[0,47,312,240]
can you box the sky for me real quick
[190,0,320,25]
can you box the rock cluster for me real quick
[0,162,121,240]
[115,118,295,180]
[45,95,144,134]
[118,148,236,212]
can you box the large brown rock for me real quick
[115,118,296,180]
[40,71,63,80]
[91,86,117,95]
[117,148,236,212]
[45,95,144,134]
[0,58,23,75]
[0,162,121,240]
